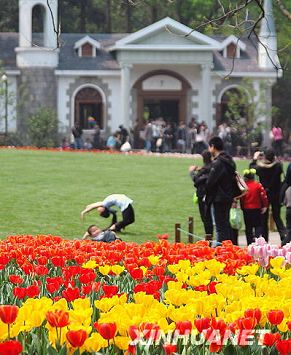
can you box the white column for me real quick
[120,64,131,130]
[201,63,212,130]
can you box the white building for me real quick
[0,0,280,142]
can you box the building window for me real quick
[227,43,237,58]
[81,43,93,57]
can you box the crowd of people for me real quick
[64,119,289,159]
[189,137,291,246]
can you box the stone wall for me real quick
[17,68,57,132]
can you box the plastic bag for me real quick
[192,192,198,205]
[230,207,242,230]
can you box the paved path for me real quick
[238,231,281,247]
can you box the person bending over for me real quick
[81,194,135,232]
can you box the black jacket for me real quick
[190,164,211,199]
[250,159,283,202]
[206,152,236,204]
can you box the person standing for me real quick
[205,136,237,243]
[72,124,83,149]
[81,194,135,232]
[250,149,286,242]
[189,150,213,240]
[240,169,269,245]
[144,121,153,152]
[271,124,284,157]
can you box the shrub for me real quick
[27,107,58,148]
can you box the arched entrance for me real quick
[134,70,190,125]
[74,87,104,129]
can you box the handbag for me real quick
[233,172,248,199]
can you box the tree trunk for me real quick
[125,0,132,33]
[105,0,112,33]
[80,0,87,32]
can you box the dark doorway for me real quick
[144,99,179,124]
[79,103,101,129]
[75,87,103,129]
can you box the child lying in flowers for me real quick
[82,224,120,242]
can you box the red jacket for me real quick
[240,180,269,209]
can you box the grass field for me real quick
[0,148,283,243]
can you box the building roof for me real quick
[0,31,274,74]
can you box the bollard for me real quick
[175,223,181,243]
[188,216,193,243]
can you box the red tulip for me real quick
[209,342,223,353]
[263,332,281,346]
[238,317,257,330]
[34,265,48,276]
[0,340,22,355]
[175,321,192,335]
[51,256,65,267]
[163,343,177,355]
[8,275,23,285]
[46,310,69,328]
[276,339,291,355]
[62,286,80,302]
[0,305,19,324]
[102,285,118,298]
[94,322,117,340]
[66,329,87,347]
[267,310,284,325]
[26,284,40,298]
[13,287,27,300]
[129,268,144,280]
[244,308,262,323]
[287,321,291,331]
[194,318,211,333]
[128,325,140,340]
[140,322,160,341]
[127,343,136,354]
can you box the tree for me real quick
[224,78,275,153]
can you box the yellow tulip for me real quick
[82,259,98,269]
[99,265,111,275]
[83,333,107,353]
[134,292,156,306]
[277,319,289,332]
[270,256,285,269]
[111,265,125,275]
[148,255,160,265]
[236,264,259,276]
[114,336,130,350]
[167,264,181,274]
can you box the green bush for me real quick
[27,108,58,148]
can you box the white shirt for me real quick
[102,194,133,212]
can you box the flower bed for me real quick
[0,235,290,354]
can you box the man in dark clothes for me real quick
[206,136,237,243]
[250,149,286,242]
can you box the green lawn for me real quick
[0,149,277,243]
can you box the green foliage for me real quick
[27,108,58,148]
[224,78,273,146]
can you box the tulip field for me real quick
[0,234,290,354]
[0,148,290,354]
